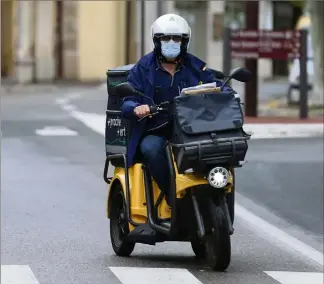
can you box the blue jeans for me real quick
[139,135,170,203]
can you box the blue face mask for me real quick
[161,40,181,59]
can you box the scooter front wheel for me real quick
[110,184,135,257]
[191,237,205,259]
[205,203,231,271]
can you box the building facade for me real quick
[1,0,302,83]
[1,0,128,83]
[136,0,295,79]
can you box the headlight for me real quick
[207,167,229,189]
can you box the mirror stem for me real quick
[220,77,232,90]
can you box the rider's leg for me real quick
[139,135,171,205]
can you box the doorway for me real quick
[1,0,14,78]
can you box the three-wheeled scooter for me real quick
[103,67,252,271]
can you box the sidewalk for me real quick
[0,81,103,96]
[243,100,323,139]
[244,100,323,138]
[259,97,323,117]
[245,116,323,123]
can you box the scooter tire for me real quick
[191,237,206,259]
[205,204,231,271]
[110,184,135,257]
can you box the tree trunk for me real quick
[308,1,324,106]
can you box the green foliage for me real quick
[289,0,305,9]
[290,0,306,9]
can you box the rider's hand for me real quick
[134,104,150,118]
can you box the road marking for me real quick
[58,107,324,139]
[236,204,324,267]
[1,265,40,284]
[66,109,105,136]
[55,93,82,105]
[54,84,103,106]
[35,126,78,136]
[109,267,203,284]
[61,104,77,112]
[265,271,324,284]
[60,106,324,267]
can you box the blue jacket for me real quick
[120,51,232,166]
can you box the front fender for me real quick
[106,170,126,219]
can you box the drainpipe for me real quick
[125,1,131,64]
[31,0,37,83]
[140,0,145,57]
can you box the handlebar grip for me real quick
[150,105,158,114]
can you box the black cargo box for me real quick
[170,91,249,174]
[105,64,135,167]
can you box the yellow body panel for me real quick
[107,162,234,232]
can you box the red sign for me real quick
[230,29,301,59]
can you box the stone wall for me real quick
[62,1,78,79]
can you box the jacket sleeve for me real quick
[120,64,144,120]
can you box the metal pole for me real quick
[55,0,64,79]
[15,0,21,83]
[222,27,232,84]
[299,29,308,119]
[244,0,259,117]
[157,0,163,18]
[140,0,145,57]
[125,0,131,64]
[32,0,37,83]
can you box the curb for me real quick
[1,82,104,97]
[245,116,323,124]
[243,123,323,139]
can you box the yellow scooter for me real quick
[103,67,251,271]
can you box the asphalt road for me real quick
[1,89,323,284]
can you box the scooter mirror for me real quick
[229,67,252,83]
[116,82,138,98]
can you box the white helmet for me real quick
[151,14,191,57]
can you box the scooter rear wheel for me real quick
[205,204,231,271]
[110,184,135,257]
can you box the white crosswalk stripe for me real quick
[35,126,78,136]
[265,271,324,284]
[1,265,323,284]
[109,268,324,284]
[109,267,203,284]
[1,265,40,284]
